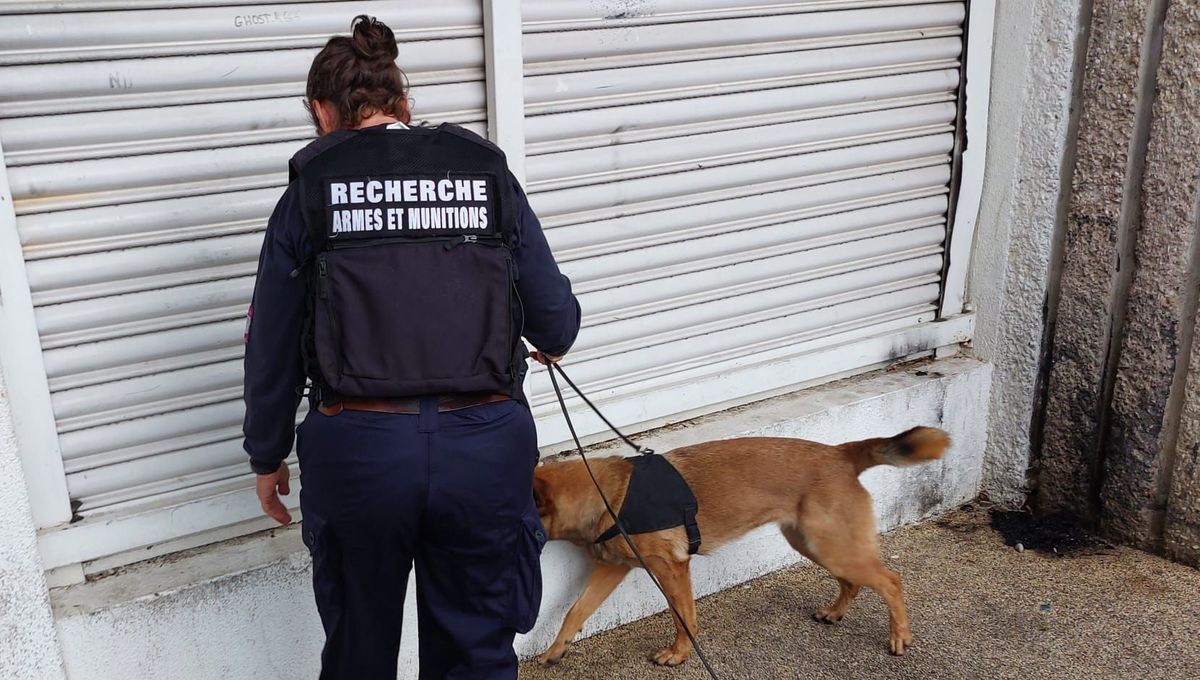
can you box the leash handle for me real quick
[547,364,720,680]
[550,363,653,455]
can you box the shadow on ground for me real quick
[520,507,1200,679]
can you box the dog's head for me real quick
[533,460,598,543]
[534,457,628,545]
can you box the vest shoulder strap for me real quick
[288,130,357,183]
[438,123,508,160]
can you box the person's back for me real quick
[242,15,580,679]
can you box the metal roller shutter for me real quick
[0,1,486,571]
[1,0,984,575]
[519,0,971,445]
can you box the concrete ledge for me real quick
[51,357,991,680]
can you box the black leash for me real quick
[547,362,720,680]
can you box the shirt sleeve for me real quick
[509,174,581,357]
[242,185,309,474]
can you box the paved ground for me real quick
[519,507,1200,679]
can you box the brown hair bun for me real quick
[349,14,398,64]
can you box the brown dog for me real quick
[533,426,951,666]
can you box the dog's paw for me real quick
[812,607,844,624]
[652,646,691,667]
[537,645,568,666]
[888,629,913,656]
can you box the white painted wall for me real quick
[51,358,989,680]
[0,366,66,680]
[968,0,1086,504]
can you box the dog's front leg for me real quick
[538,560,631,665]
[645,557,698,667]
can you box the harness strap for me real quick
[593,498,702,555]
[593,522,622,546]
[684,503,702,555]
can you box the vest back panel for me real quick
[293,125,523,399]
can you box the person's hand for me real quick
[256,465,293,525]
[530,350,563,366]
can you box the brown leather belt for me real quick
[317,392,511,416]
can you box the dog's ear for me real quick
[533,470,553,517]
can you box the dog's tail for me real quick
[842,426,951,474]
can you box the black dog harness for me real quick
[594,454,702,555]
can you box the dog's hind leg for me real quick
[537,560,630,666]
[816,578,861,624]
[791,491,913,655]
[864,566,910,655]
[644,556,698,667]
[781,525,862,623]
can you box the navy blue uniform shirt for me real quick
[242,170,580,474]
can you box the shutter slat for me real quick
[0,2,482,64]
[549,166,950,257]
[535,135,953,226]
[525,38,962,115]
[527,104,956,191]
[575,257,945,359]
[52,361,243,426]
[18,189,277,257]
[59,400,245,466]
[527,289,941,405]
[574,228,946,325]
[1,45,483,117]
[0,82,485,166]
[566,197,947,286]
[27,234,262,305]
[526,70,959,154]
[38,281,251,341]
[523,0,956,31]
[523,5,963,70]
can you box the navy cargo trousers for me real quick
[296,398,546,679]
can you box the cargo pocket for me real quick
[508,512,547,633]
[302,511,343,630]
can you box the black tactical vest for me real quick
[289,123,524,400]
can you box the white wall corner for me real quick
[0,366,67,680]
[967,0,1088,505]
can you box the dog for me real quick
[532,426,951,666]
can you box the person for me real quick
[241,15,580,679]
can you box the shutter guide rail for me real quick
[483,0,526,182]
[0,136,76,533]
[939,0,993,317]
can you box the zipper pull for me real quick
[445,234,478,250]
[317,256,329,298]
